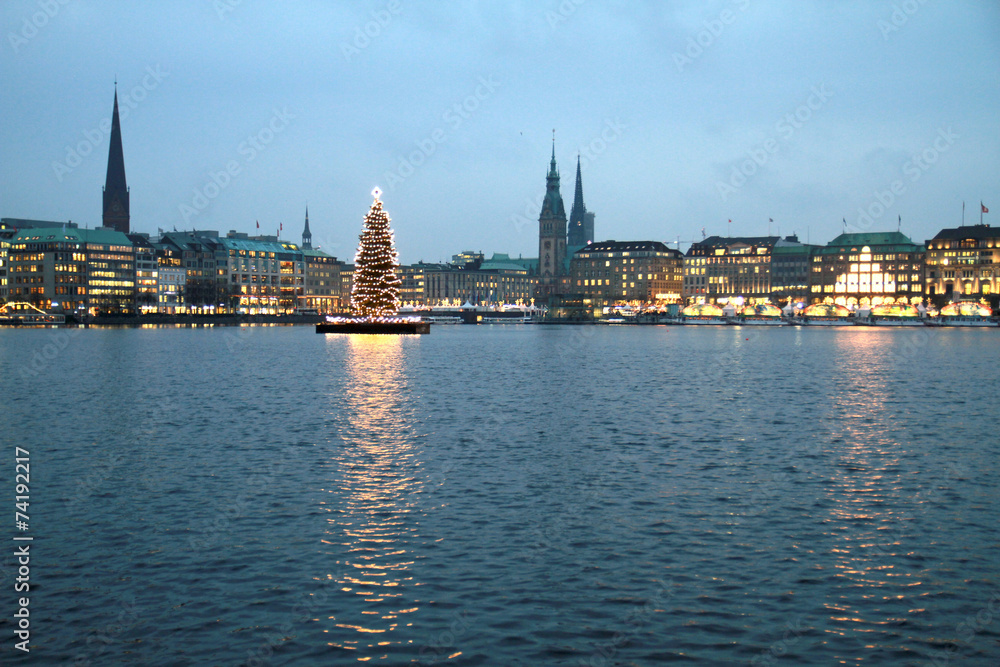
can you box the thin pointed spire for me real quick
[103,83,129,233]
[567,154,590,247]
[302,206,313,249]
[549,129,558,177]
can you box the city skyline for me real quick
[2,1,998,264]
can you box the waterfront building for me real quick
[536,137,568,302]
[422,254,537,306]
[158,230,305,313]
[156,266,187,313]
[923,223,1000,306]
[810,231,925,306]
[770,236,819,304]
[157,231,224,313]
[340,264,354,309]
[7,224,135,315]
[129,233,158,313]
[102,87,130,234]
[399,264,427,307]
[683,235,783,304]
[569,240,683,312]
[0,227,14,303]
[302,247,341,312]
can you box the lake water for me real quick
[2,324,998,665]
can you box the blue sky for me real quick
[2,1,998,263]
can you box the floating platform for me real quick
[316,320,430,335]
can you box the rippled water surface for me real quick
[2,324,999,665]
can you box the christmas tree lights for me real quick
[351,187,403,319]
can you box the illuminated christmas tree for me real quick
[351,187,402,318]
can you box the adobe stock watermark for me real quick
[673,0,752,73]
[381,75,500,191]
[849,127,958,232]
[7,0,72,53]
[751,615,808,666]
[878,0,930,40]
[928,591,1000,666]
[178,107,295,224]
[545,0,587,30]
[340,0,402,62]
[418,610,474,665]
[213,0,243,20]
[51,66,170,183]
[716,84,833,202]
[509,118,626,234]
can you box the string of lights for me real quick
[350,187,403,318]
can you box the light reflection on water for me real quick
[3,325,998,665]
[322,335,426,658]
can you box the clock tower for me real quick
[536,132,567,301]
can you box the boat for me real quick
[732,303,787,326]
[679,303,727,325]
[867,303,924,326]
[0,311,65,326]
[928,302,998,327]
[801,303,855,326]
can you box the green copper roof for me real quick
[817,231,924,255]
[302,248,335,259]
[826,231,916,247]
[13,226,133,246]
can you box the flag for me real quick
[256,220,260,229]
[280,223,283,232]
[983,202,989,213]
[769,218,773,222]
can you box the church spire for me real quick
[549,129,558,177]
[536,131,568,301]
[541,131,565,219]
[302,206,312,249]
[572,155,585,216]
[567,155,589,247]
[102,84,130,233]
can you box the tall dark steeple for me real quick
[537,131,567,300]
[102,84,130,233]
[302,207,312,249]
[567,155,589,246]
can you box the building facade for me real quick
[157,266,187,313]
[399,264,427,306]
[570,240,684,310]
[924,223,1000,306]
[810,231,925,305]
[302,248,341,312]
[683,235,782,304]
[158,230,305,314]
[769,236,817,304]
[7,225,135,315]
[423,255,536,306]
[129,233,158,313]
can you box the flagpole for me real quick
[962,201,965,226]
[981,202,984,226]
